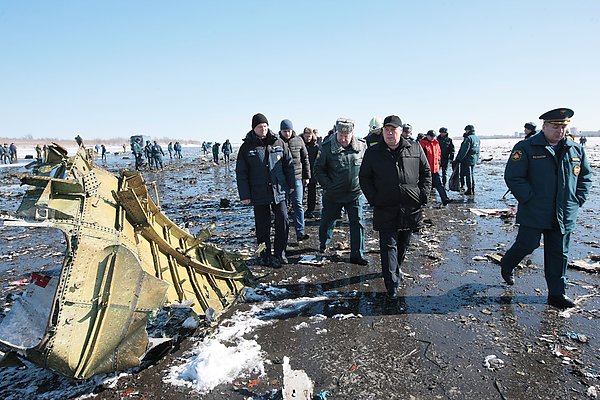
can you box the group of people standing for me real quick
[235,109,592,310]
[0,143,18,164]
[131,139,166,171]
[211,140,233,164]
[167,142,183,159]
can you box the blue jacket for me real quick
[504,132,592,234]
[455,131,480,166]
[236,130,295,205]
[314,135,365,203]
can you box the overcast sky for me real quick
[1,0,599,142]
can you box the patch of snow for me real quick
[166,290,334,394]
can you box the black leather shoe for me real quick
[270,257,282,269]
[547,295,576,309]
[386,291,398,301]
[501,265,514,285]
[258,255,271,267]
[349,257,369,266]
[297,234,310,242]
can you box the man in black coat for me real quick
[236,113,296,268]
[437,127,454,187]
[359,115,432,300]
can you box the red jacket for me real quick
[420,138,441,173]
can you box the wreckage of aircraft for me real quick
[0,144,253,379]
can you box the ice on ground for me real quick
[166,289,335,394]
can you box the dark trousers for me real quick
[440,159,450,187]
[432,172,449,203]
[253,202,289,259]
[460,164,475,192]
[379,229,412,294]
[501,225,571,296]
[319,196,364,259]
[134,154,143,170]
[306,178,317,214]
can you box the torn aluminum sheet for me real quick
[0,144,253,379]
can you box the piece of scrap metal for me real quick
[0,145,254,379]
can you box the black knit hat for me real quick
[464,124,474,132]
[439,127,448,133]
[252,113,269,129]
[524,122,536,131]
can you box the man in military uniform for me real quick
[132,138,143,170]
[315,118,368,265]
[453,124,480,195]
[501,108,592,309]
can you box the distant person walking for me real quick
[501,108,592,309]
[579,136,587,146]
[152,141,165,170]
[212,142,221,164]
[9,143,17,163]
[35,144,42,162]
[222,139,233,163]
[75,135,84,147]
[1,144,8,164]
[101,144,107,161]
[144,141,154,169]
[201,141,209,155]
[174,142,183,158]
[168,142,174,159]
[453,125,480,196]
[132,138,143,170]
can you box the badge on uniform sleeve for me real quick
[510,150,523,161]
[574,165,581,176]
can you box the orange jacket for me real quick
[420,138,441,174]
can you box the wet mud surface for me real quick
[1,142,599,399]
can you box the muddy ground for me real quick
[0,142,599,400]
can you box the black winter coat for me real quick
[359,138,432,231]
[437,134,455,163]
[280,132,311,180]
[235,130,295,205]
[300,135,319,180]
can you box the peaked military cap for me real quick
[539,108,574,125]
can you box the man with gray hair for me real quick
[315,118,368,265]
